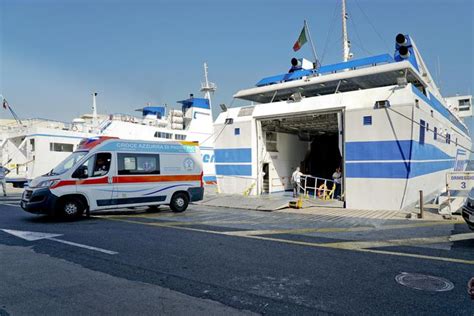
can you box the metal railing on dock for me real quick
[298,175,337,200]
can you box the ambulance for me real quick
[21,137,204,218]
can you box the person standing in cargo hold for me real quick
[0,164,10,196]
[291,167,303,197]
[332,167,342,199]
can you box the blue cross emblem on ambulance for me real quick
[183,158,195,171]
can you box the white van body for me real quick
[21,137,204,217]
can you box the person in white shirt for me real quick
[332,167,342,199]
[291,167,303,198]
[0,164,11,197]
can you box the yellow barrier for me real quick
[243,182,256,196]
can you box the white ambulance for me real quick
[21,137,204,218]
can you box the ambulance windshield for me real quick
[49,151,88,175]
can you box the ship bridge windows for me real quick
[50,142,74,152]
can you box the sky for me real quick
[0,0,473,122]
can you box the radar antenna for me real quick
[342,0,352,62]
[200,62,217,107]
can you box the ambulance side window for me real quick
[118,153,160,175]
[72,153,111,178]
[92,153,111,177]
[73,156,95,178]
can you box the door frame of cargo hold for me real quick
[254,108,345,201]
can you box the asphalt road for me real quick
[0,194,473,315]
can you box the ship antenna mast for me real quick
[92,92,98,128]
[200,62,216,107]
[342,0,352,62]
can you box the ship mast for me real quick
[92,92,98,128]
[342,0,352,62]
[200,62,216,107]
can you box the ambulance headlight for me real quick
[37,179,60,188]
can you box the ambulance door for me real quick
[73,152,114,210]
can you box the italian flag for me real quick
[293,25,307,52]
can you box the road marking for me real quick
[100,213,459,235]
[242,235,474,265]
[1,229,118,255]
[206,221,458,237]
[449,232,474,241]
[358,249,474,265]
[100,217,474,265]
[321,234,474,250]
[50,238,118,255]
[117,218,255,227]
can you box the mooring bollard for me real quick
[419,190,424,219]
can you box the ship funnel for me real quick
[289,57,314,72]
[395,33,407,46]
[291,58,301,67]
[394,33,412,60]
[398,45,410,59]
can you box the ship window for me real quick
[363,116,372,126]
[419,120,425,145]
[446,133,451,144]
[234,128,240,135]
[434,127,437,140]
[50,142,74,152]
[154,131,172,139]
[426,122,429,131]
[265,131,278,152]
[30,139,35,152]
[174,134,186,140]
[238,106,255,117]
[459,99,471,111]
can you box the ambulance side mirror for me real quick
[72,165,88,179]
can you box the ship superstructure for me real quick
[213,32,471,210]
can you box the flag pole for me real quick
[304,20,320,68]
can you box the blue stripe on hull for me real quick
[345,140,457,179]
[346,140,412,161]
[215,164,252,176]
[346,140,453,161]
[215,148,252,163]
[346,160,454,179]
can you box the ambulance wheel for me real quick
[170,192,189,213]
[60,198,84,218]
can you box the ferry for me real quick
[213,4,471,211]
[0,64,217,187]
